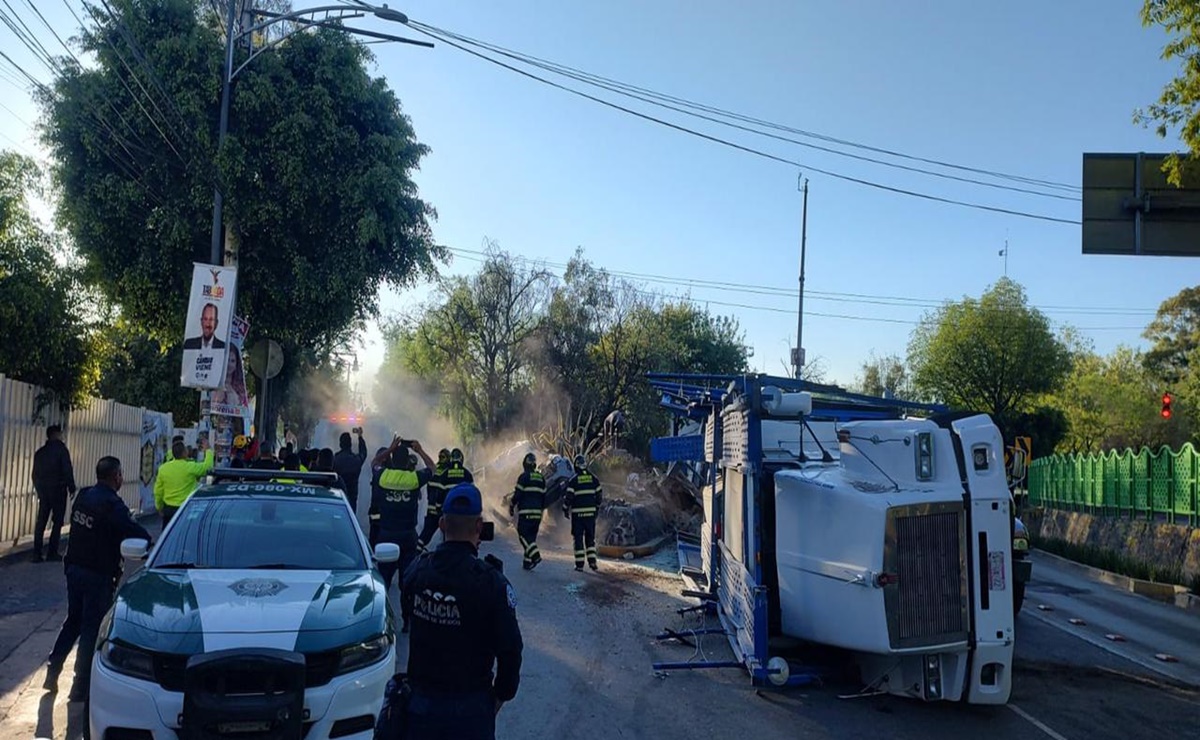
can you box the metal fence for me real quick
[1028,443,1200,526]
[0,374,165,549]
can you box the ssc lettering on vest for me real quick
[385,490,413,503]
[413,589,463,626]
[72,509,94,529]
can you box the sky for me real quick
[0,1,1194,405]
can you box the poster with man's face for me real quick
[181,263,237,389]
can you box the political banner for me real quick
[180,263,237,389]
[210,314,250,418]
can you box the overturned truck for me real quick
[648,373,1016,705]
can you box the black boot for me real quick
[42,662,61,691]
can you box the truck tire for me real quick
[1013,579,1026,616]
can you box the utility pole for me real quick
[794,176,809,380]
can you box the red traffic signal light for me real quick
[1161,392,1173,419]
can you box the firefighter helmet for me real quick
[438,448,450,465]
[573,454,586,470]
[522,452,537,472]
[450,448,464,465]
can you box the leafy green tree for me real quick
[96,319,200,423]
[854,351,913,398]
[382,250,551,437]
[0,151,97,405]
[907,278,1072,438]
[1143,285,1200,384]
[41,0,438,406]
[1137,1,1200,184]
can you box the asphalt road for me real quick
[2,495,1197,740]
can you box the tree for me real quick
[907,278,1072,438]
[384,249,551,437]
[1143,285,1200,384]
[0,151,97,406]
[95,319,200,423]
[854,351,913,398]
[41,0,438,405]
[1137,1,1200,184]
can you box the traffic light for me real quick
[1161,392,1173,419]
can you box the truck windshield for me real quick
[151,497,366,571]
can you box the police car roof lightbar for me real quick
[207,468,342,487]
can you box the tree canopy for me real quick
[378,248,750,452]
[1138,1,1200,184]
[907,277,1072,437]
[0,151,97,405]
[41,0,438,410]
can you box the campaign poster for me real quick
[180,263,237,389]
[210,314,250,418]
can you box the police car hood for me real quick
[111,569,384,653]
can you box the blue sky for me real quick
[0,1,1193,397]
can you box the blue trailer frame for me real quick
[646,373,946,686]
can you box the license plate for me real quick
[217,721,272,734]
[988,550,1006,591]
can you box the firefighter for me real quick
[367,446,389,547]
[508,452,545,571]
[372,436,435,632]
[563,454,602,571]
[417,448,450,551]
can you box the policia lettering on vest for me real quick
[508,453,545,571]
[563,454,602,571]
[376,483,523,740]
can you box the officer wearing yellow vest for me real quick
[509,453,545,571]
[372,436,435,631]
[154,437,214,529]
[563,454,602,571]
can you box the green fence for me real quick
[1028,443,1200,526]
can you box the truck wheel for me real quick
[1013,580,1026,616]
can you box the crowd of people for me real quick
[26,421,612,740]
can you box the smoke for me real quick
[368,363,458,461]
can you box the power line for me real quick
[415,22,1078,203]
[444,246,1157,317]
[443,248,1148,332]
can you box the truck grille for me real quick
[884,503,969,650]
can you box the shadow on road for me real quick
[35,691,54,738]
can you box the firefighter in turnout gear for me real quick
[421,448,474,551]
[564,454,602,571]
[417,448,451,551]
[509,453,545,571]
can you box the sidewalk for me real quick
[0,512,160,739]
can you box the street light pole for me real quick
[210,0,237,266]
[794,176,809,380]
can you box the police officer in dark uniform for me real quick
[416,449,450,551]
[401,483,523,739]
[508,453,545,571]
[44,456,152,702]
[371,437,435,632]
[564,454,602,571]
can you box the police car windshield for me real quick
[151,497,367,571]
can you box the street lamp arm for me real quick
[236,5,365,48]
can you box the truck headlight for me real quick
[915,432,934,481]
[99,640,156,682]
[1013,537,1029,552]
[336,634,392,675]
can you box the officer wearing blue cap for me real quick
[399,482,523,739]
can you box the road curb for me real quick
[1033,549,1200,613]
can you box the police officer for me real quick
[44,456,152,702]
[333,429,368,515]
[564,454,602,571]
[508,453,545,571]
[401,483,523,739]
[373,436,435,631]
[417,448,450,551]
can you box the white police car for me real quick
[90,470,398,740]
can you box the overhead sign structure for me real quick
[181,263,238,389]
[1082,152,1200,257]
[210,314,250,418]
